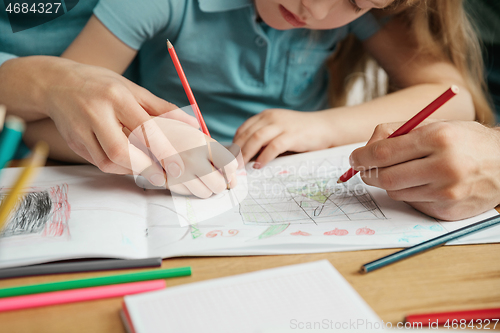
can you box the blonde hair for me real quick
[328,0,494,124]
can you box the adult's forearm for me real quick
[0,56,66,121]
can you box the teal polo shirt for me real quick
[0,0,138,78]
[94,0,381,142]
[0,1,99,66]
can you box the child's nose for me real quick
[301,0,331,21]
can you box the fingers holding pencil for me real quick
[338,86,459,183]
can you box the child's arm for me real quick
[62,15,137,74]
[234,17,475,167]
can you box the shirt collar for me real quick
[198,0,253,13]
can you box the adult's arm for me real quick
[0,56,198,184]
[349,120,500,220]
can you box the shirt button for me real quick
[255,36,267,47]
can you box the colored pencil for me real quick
[0,105,6,131]
[0,141,49,232]
[0,115,26,170]
[0,280,166,312]
[361,214,500,273]
[0,266,191,298]
[406,307,500,325]
[338,86,459,183]
[166,39,210,137]
[0,258,163,280]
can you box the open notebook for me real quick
[0,143,498,268]
[121,260,382,333]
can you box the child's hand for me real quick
[133,118,240,198]
[349,120,500,220]
[233,109,333,167]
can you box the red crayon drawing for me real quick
[356,227,375,235]
[44,184,71,237]
[324,228,348,236]
[206,230,239,238]
[291,231,311,236]
[227,229,239,236]
[206,230,222,238]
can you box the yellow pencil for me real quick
[0,105,6,132]
[0,142,49,231]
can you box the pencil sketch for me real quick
[240,158,386,226]
[0,184,71,238]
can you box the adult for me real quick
[350,120,500,220]
[0,1,201,186]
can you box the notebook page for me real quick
[124,260,382,333]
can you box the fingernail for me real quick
[149,173,166,187]
[253,162,261,170]
[167,162,182,178]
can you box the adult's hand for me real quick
[0,56,199,185]
[349,120,500,220]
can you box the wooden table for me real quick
[1,240,499,331]
[1,160,499,333]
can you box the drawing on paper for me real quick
[171,169,249,226]
[206,230,239,238]
[240,159,386,225]
[324,228,349,236]
[258,224,290,240]
[291,231,311,236]
[355,227,375,235]
[0,184,71,238]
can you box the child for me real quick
[56,0,490,186]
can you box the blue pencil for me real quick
[361,214,500,273]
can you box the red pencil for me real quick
[166,40,211,137]
[337,85,459,183]
[405,307,500,325]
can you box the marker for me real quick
[0,280,166,312]
[405,307,500,325]
[0,266,191,298]
[0,115,26,170]
[0,258,163,280]
[338,86,459,183]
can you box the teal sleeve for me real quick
[93,0,184,50]
[349,12,381,41]
[0,52,17,67]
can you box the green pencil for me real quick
[0,266,191,298]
